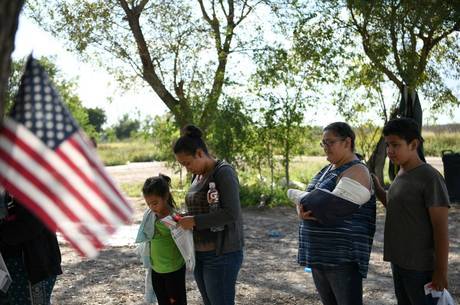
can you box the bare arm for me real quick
[429,206,449,290]
[340,163,371,190]
[371,174,387,207]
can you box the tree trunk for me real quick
[367,136,386,184]
[268,144,274,195]
[367,107,399,184]
[0,0,24,119]
[284,142,290,187]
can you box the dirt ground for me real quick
[51,160,459,305]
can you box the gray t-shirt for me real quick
[384,163,450,271]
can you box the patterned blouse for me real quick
[298,159,376,278]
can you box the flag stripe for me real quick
[3,119,127,225]
[0,130,114,233]
[70,133,133,214]
[0,160,99,257]
[59,136,132,220]
[0,133,106,249]
[0,57,133,258]
[0,129,114,232]
[0,178,88,257]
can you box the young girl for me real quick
[136,174,187,305]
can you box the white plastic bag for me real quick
[0,253,12,293]
[424,283,457,305]
[161,216,195,271]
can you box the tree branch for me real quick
[349,4,403,88]
[218,0,228,17]
[198,0,212,23]
[236,0,260,27]
[198,0,223,52]
[118,0,189,124]
[389,2,402,75]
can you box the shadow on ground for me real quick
[53,205,460,305]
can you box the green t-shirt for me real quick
[150,219,184,273]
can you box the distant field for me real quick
[97,141,160,166]
[422,131,460,156]
[97,130,460,166]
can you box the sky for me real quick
[12,15,460,127]
[13,16,168,126]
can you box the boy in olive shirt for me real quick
[373,118,450,305]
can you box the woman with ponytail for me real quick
[174,124,244,305]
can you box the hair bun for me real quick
[182,124,203,138]
[159,173,171,186]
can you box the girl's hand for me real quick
[430,269,448,291]
[177,216,195,230]
[298,204,317,221]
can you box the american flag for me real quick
[0,56,133,258]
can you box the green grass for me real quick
[114,154,397,207]
[237,157,327,206]
[97,141,165,166]
[422,131,460,156]
[98,131,460,166]
[110,131,460,206]
[120,181,144,197]
[289,158,329,185]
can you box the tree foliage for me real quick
[207,96,254,165]
[87,107,107,133]
[293,0,460,112]
[112,113,141,140]
[28,0,271,131]
[290,0,460,180]
[251,46,316,184]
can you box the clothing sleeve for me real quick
[194,166,241,230]
[0,202,46,246]
[423,170,450,208]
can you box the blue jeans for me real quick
[194,250,243,305]
[311,263,363,305]
[391,263,437,305]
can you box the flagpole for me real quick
[0,0,25,120]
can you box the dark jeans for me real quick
[194,250,243,305]
[151,265,187,305]
[311,263,363,305]
[391,263,437,305]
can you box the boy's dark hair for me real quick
[383,118,423,144]
[173,124,208,156]
[323,122,356,151]
[142,174,176,208]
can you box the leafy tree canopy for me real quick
[112,113,141,140]
[291,0,460,117]
[87,107,107,133]
[27,0,275,131]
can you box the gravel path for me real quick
[51,160,459,305]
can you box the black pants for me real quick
[151,265,187,305]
